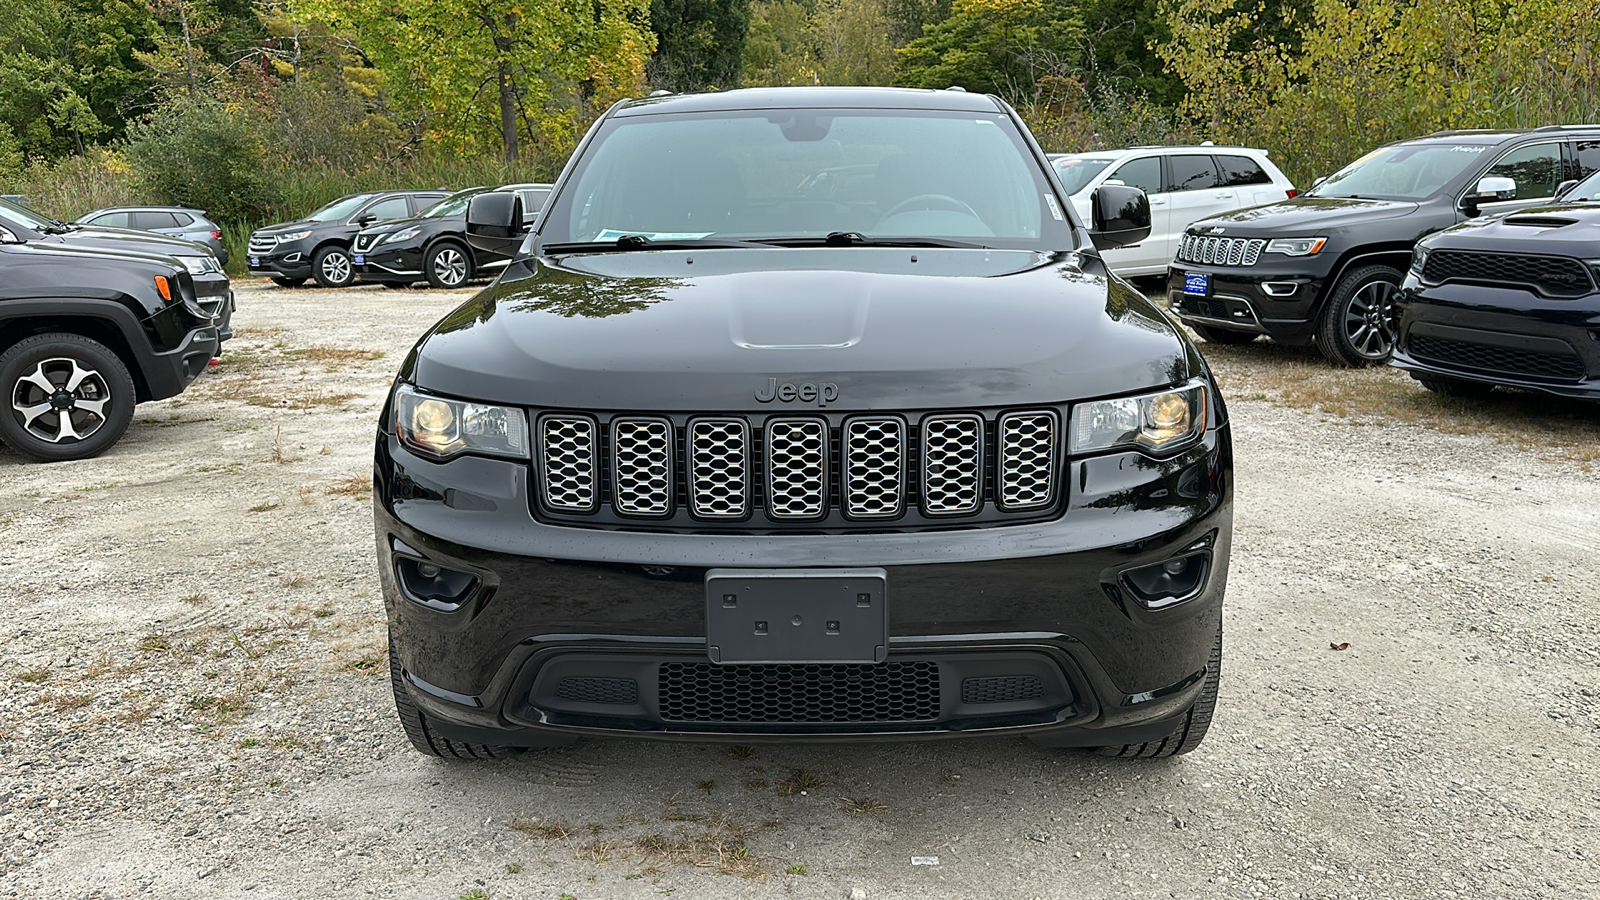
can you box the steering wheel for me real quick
[881,193,982,221]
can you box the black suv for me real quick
[1168,126,1600,365]
[352,184,553,289]
[248,190,450,288]
[1391,168,1600,399]
[377,87,1232,760]
[1,197,233,343]
[0,214,219,461]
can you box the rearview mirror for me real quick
[1555,179,1579,199]
[356,214,377,226]
[0,225,18,244]
[1087,185,1151,251]
[467,191,526,255]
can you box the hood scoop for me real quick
[728,290,870,350]
[1503,214,1578,228]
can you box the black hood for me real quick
[1424,203,1600,255]
[404,248,1196,410]
[56,224,210,258]
[1190,196,1421,236]
[254,219,325,236]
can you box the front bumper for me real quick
[246,241,313,279]
[139,324,219,400]
[1167,259,1332,344]
[375,422,1233,746]
[1391,277,1600,399]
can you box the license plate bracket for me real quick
[353,253,365,265]
[1183,272,1210,296]
[705,568,887,665]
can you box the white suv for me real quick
[1049,146,1296,277]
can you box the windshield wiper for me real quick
[753,232,990,249]
[542,234,771,253]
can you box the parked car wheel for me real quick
[270,276,307,288]
[1097,621,1221,759]
[1414,374,1496,399]
[1315,264,1404,366]
[0,333,136,462]
[1189,324,1259,346]
[312,245,355,288]
[425,242,473,289]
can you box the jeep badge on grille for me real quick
[756,378,840,406]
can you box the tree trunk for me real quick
[494,34,518,163]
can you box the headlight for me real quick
[395,384,528,461]
[180,256,219,275]
[1070,381,1208,455]
[1411,245,1431,275]
[385,227,422,244]
[277,230,313,243]
[1264,237,1326,256]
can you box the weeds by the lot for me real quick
[839,797,887,816]
[510,814,768,878]
[325,475,372,500]
[775,769,827,797]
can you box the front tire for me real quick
[1414,373,1495,398]
[1315,264,1403,366]
[1189,324,1259,345]
[425,243,473,289]
[0,333,136,462]
[389,636,517,760]
[1097,621,1221,759]
[311,245,355,288]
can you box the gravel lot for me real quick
[2,280,1597,899]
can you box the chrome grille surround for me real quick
[538,415,598,512]
[920,413,984,515]
[247,235,276,254]
[843,416,905,519]
[611,417,673,516]
[1178,234,1265,267]
[997,411,1057,510]
[765,417,828,519]
[688,418,749,518]
[353,233,379,254]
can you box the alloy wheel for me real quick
[11,357,111,443]
[1341,279,1400,360]
[321,251,352,285]
[432,247,468,287]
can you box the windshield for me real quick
[539,108,1074,250]
[1308,143,1489,200]
[420,191,479,218]
[304,193,374,222]
[1562,169,1600,202]
[0,196,59,231]
[1053,157,1116,195]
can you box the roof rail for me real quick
[1531,123,1600,132]
[1422,128,1503,137]
[649,89,671,97]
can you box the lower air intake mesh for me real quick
[658,662,940,723]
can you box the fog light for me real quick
[1123,551,1211,609]
[395,556,479,610]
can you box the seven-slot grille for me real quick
[534,409,1062,526]
[1177,234,1266,267]
[247,234,276,254]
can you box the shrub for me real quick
[123,94,280,221]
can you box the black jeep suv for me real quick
[1391,168,1600,399]
[352,184,553,289]
[248,190,450,288]
[377,87,1232,760]
[1,215,219,461]
[1168,126,1600,365]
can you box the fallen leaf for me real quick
[1329,642,1350,651]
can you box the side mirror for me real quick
[467,191,526,255]
[1555,179,1579,199]
[1087,184,1151,251]
[1311,176,1327,188]
[356,214,377,226]
[0,225,18,244]
[1462,175,1517,216]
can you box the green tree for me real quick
[895,0,1083,99]
[741,0,895,87]
[649,0,752,91]
[123,93,279,219]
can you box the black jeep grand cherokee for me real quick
[377,87,1232,759]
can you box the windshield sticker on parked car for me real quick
[593,229,714,242]
[1043,194,1064,220]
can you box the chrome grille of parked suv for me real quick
[247,235,276,254]
[353,233,380,254]
[533,409,1061,529]
[1177,234,1265,267]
